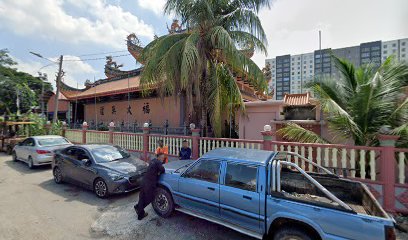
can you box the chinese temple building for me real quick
[51,21,272,131]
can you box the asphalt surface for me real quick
[0,153,407,240]
[0,153,251,240]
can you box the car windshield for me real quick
[91,146,130,163]
[37,137,70,147]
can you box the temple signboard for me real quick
[83,97,181,127]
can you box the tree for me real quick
[140,0,270,137]
[0,49,53,115]
[0,49,17,67]
[278,56,408,148]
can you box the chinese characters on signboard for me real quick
[97,103,151,116]
[143,102,150,114]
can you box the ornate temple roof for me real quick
[61,20,270,101]
[283,92,314,106]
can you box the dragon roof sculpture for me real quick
[60,20,269,101]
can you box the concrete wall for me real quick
[84,96,182,127]
[238,100,341,143]
[238,101,283,140]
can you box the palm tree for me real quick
[278,56,408,148]
[140,0,270,137]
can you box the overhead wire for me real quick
[76,50,129,57]
[63,53,131,62]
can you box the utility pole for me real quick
[53,55,63,124]
[319,30,324,135]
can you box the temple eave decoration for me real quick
[64,20,270,101]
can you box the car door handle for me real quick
[243,195,252,200]
[207,187,215,191]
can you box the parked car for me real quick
[52,144,148,198]
[12,135,72,168]
[152,148,396,240]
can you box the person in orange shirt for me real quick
[155,140,169,163]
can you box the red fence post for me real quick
[108,122,114,144]
[142,125,150,161]
[191,129,201,160]
[378,134,400,213]
[261,125,274,151]
[82,122,88,144]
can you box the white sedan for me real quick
[12,135,73,169]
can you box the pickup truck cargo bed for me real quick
[281,168,387,218]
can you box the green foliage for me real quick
[22,113,63,136]
[140,0,269,137]
[0,49,53,115]
[277,122,328,144]
[279,56,408,147]
[0,49,17,66]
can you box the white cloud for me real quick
[137,0,166,15]
[13,55,97,90]
[0,0,155,49]
[253,0,408,67]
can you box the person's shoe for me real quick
[138,212,148,220]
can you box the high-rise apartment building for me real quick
[266,38,408,100]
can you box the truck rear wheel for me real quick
[152,187,174,218]
[273,226,313,240]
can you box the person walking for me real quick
[179,140,192,160]
[155,140,169,163]
[134,153,165,220]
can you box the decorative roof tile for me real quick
[283,92,312,106]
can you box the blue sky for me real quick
[1,0,407,89]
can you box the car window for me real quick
[184,160,220,183]
[63,148,89,161]
[62,147,75,156]
[225,163,257,192]
[75,149,90,161]
[91,146,130,163]
[37,137,70,146]
[25,138,35,147]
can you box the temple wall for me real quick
[47,95,70,113]
[84,97,182,127]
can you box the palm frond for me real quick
[277,122,329,144]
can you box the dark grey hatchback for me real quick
[52,144,148,198]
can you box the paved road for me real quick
[1,153,407,240]
[0,153,252,240]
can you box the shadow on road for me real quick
[5,160,52,175]
[38,178,138,207]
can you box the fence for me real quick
[63,126,408,214]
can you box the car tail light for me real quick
[36,150,51,154]
[385,226,396,240]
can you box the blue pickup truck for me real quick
[152,148,396,240]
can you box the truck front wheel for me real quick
[273,226,313,240]
[152,187,174,218]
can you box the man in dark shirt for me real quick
[134,153,165,220]
[179,140,192,160]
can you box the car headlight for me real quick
[110,174,125,181]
